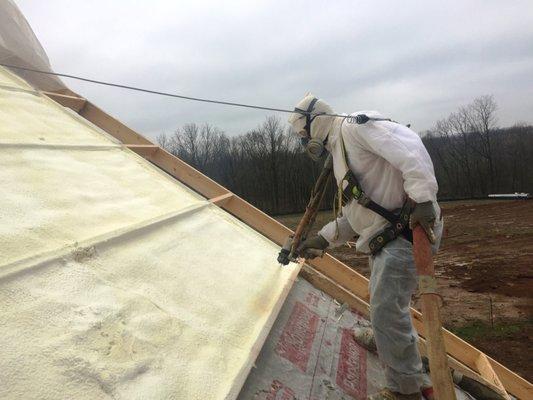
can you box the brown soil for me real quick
[276,200,533,382]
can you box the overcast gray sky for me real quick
[15,0,533,139]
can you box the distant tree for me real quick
[425,95,532,199]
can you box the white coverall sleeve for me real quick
[355,123,438,203]
[318,215,356,248]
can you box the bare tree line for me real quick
[158,96,532,215]
[157,117,331,214]
[424,95,533,199]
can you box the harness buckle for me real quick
[357,193,372,207]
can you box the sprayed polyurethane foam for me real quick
[0,66,299,399]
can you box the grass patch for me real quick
[451,320,531,342]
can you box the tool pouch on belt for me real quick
[340,170,413,255]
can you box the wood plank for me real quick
[142,147,229,199]
[413,226,456,400]
[43,91,87,112]
[222,195,290,244]
[52,88,81,97]
[488,359,531,400]
[476,354,510,399]
[126,144,159,149]
[418,339,509,399]
[209,193,234,206]
[80,101,153,145]
[63,91,531,399]
[126,144,159,158]
[410,311,532,399]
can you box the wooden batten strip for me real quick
[53,91,530,399]
[126,144,159,158]
[476,354,511,399]
[126,144,159,148]
[222,195,290,244]
[410,310,529,398]
[419,340,510,399]
[81,101,153,145]
[140,147,228,199]
[209,193,234,206]
[43,91,87,112]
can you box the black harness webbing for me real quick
[340,170,413,255]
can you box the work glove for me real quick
[296,234,329,259]
[409,201,437,244]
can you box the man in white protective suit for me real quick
[288,94,443,400]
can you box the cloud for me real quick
[15,0,533,139]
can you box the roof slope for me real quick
[0,66,299,399]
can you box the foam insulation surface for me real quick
[0,205,298,400]
[0,85,116,146]
[0,66,299,399]
[0,66,32,88]
[0,146,203,267]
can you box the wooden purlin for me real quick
[209,193,235,206]
[45,91,532,400]
[43,91,87,112]
[84,102,152,145]
[133,146,229,200]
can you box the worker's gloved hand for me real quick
[409,201,437,244]
[296,234,329,259]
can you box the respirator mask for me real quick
[299,136,328,162]
[294,97,328,162]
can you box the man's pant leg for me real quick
[369,237,423,394]
[369,221,443,394]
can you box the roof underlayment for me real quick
[0,67,300,399]
[239,278,477,400]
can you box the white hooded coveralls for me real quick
[288,95,439,251]
[289,95,442,394]
[323,114,438,252]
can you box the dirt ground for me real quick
[276,200,533,382]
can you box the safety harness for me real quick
[339,170,413,254]
[335,116,414,255]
